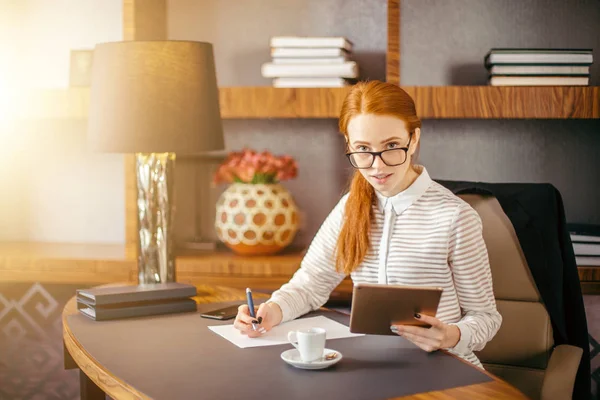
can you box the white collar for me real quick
[375,165,432,215]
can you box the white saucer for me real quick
[280,348,343,370]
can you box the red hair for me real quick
[336,81,422,275]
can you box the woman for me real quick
[233,80,501,368]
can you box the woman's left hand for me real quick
[390,313,461,352]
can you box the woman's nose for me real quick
[371,154,386,169]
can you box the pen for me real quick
[246,288,257,331]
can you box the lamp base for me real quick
[136,153,176,284]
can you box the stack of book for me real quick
[569,223,600,266]
[76,282,197,321]
[485,48,593,86]
[261,36,359,88]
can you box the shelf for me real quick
[218,87,350,118]
[0,242,135,283]
[16,86,599,121]
[15,87,350,120]
[404,86,600,119]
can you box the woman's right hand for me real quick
[233,302,283,338]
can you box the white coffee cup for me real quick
[287,327,326,362]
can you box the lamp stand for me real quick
[136,153,176,284]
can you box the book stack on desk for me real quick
[262,36,359,87]
[569,223,600,266]
[76,282,198,321]
[485,48,593,86]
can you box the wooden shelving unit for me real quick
[17,86,599,120]
[5,0,598,295]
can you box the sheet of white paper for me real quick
[208,315,364,348]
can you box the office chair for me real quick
[460,194,583,400]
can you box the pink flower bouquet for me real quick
[213,148,298,185]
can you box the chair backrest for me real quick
[459,194,554,396]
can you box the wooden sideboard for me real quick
[0,242,597,296]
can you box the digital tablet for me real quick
[349,283,443,335]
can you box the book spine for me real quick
[273,78,350,88]
[488,48,593,53]
[576,256,600,266]
[261,62,358,78]
[272,56,347,65]
[486,54,593,66]
[489,76,589,86]
[94,287,197,305]
[270,37,352,51]
[570,234,600,243]
[489,65,590,76]
[92,300,197,321]
[271,48,347,58]
[573,243,600,256]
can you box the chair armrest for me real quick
[541,344,583,400]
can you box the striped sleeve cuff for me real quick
[267,296,295,324]
[448,321,472,355]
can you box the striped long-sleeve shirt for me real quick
[268,165,502,368]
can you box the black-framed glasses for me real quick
[346,134,412,169]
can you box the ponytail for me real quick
[335,171,375,274]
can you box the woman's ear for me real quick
[409,128,421,164]
[410,128,421,155]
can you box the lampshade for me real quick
[87,40,224,154]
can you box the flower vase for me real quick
[215,183,299,255]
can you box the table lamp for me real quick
[87,40,225,284]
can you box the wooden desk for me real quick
[63,284,527,400]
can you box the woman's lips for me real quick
[371,173,392,184]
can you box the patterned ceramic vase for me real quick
[215,183,299,255]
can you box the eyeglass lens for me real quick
[349,149,407,168]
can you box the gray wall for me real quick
[168,0,385,246]
[401,0,600,86]
[168,0,387,85]
[420,120,600,224]
[401,0,600,225]
[168,0,599,248]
